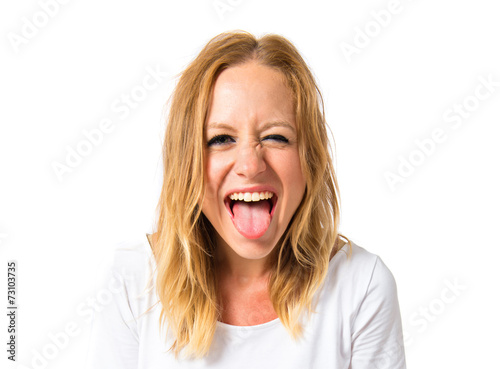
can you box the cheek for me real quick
[289,156,306,199]
[283,150,305,188]
[204,154,230,199]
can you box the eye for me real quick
[207,134,235,147]
[262,134,289,144]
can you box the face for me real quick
[201,60,306,263]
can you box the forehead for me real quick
[206,61,296,129]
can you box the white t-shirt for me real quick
[85,234,406,368]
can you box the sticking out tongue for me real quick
[232,200,271,239]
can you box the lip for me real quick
[223,185,279,219]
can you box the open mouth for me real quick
[225,191,277,217]
[223,190,277,239]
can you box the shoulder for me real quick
[97,234,156,291]
[110,234,153,269]
[324,239,399,303]
[329,240,386,277]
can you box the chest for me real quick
[218,281,278,326]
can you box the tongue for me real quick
[232,200,271,239]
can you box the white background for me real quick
[1,0,499,368]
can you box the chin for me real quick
[220,228,280,260]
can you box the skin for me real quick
[200,60,306,325]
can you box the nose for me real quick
[234,143,266,179]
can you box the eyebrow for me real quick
[206,121,296,132]
[206,122,235,131]
[261,121,296,132]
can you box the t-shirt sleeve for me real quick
[84,266,140,369]
[350,256,406,369]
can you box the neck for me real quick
[214,237,273,282]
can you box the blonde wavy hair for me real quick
[151,30,351,358]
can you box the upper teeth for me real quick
[229,191,274,202]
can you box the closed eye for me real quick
[262,134,289,143]
[207,134,235,147]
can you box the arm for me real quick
[350,256,406,369]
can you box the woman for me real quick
[86,31,406,368]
